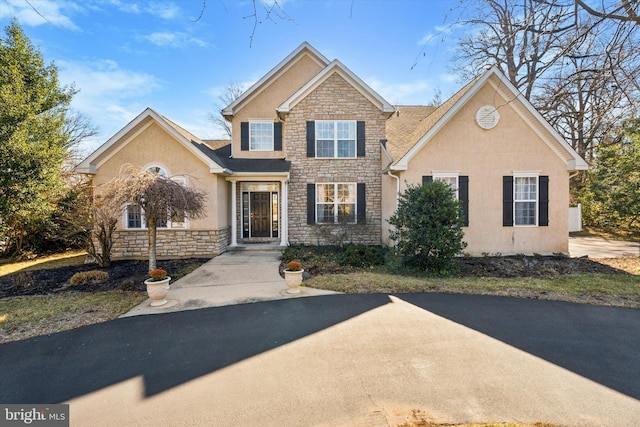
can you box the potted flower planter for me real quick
[144,268,171,306]
[284,261,304,294]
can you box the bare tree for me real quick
[451,0,640,156]
[86,191,121,267]
[103,165,207,272]
[574,0,640,24]
[209,81,244,138]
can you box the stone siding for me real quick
[110,228,230,259]
[285,73,385,245]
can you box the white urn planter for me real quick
[144,277,171,306]
[284,269,304,294]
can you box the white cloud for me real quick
[58,59,163,149]
[418,32,437,46]
[103,1,181,19]
[141,31,208,48]
[148,2,180,19]
[367,77,433,105]
[0,0,79,30]
[440,73,459,83]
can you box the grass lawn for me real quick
[0,291,146,343]
[306,271,640,308]
[0,250,87,276]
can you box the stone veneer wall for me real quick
[285,73,385,245]
[110,227,230,259]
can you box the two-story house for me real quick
[76,42,587,259]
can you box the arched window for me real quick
[125,166,188,229]
[147,165,168,177]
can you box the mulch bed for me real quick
[0,258,209,298]
[456,255,628,278]
[1,255,634,300]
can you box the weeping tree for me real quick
[102,165,207,272]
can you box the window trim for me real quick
[315,182,358,224]
[433,172,459,200]
[513,173,539,227]
[249,120,274,152]
[315,120,357,159]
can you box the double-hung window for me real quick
[127,204,144,229]
[316,183,357,224]
[316,121,356,158]
[514,176,537,226]
[433,174,459,200]
[249,121,274,151]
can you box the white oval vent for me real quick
[476,105,500,130]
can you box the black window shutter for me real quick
[539,175,549,226]
[357,121,366,157]
[307,183,316,225]
[306,121,315,157]
[503,176,514,227]
[274,122,282,151]
[357,183,366,224]
[459,176,469,227]
[240,122,249,151]
[422,176,433,185]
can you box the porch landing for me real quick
[227,243,285,252]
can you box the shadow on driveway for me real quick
[2,293,639,404]
[0,294,389,403]
[400,293,640,400]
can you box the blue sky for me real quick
[0,0,467,154]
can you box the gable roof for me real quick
[276,59,396,117]
[387,66,588,172]
[222,42,330,118]
[75,108,228,175]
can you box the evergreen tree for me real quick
[581,119,640,230]
[0,20,75,255]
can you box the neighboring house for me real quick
[76,42,587,259]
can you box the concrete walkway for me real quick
[569,235,640,258]
[122,250,338,317]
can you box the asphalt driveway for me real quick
[1,294,639,426]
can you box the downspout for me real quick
[387,170,400,211]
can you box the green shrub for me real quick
[69,270,109,285]
[388,181,467,276]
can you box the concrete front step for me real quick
[227,243,285,252]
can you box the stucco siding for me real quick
[230,54,325,159]
[383,83,569,255]
[91,121,231,258]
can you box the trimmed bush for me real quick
[69,270,109,285]
[388,181,467,275]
